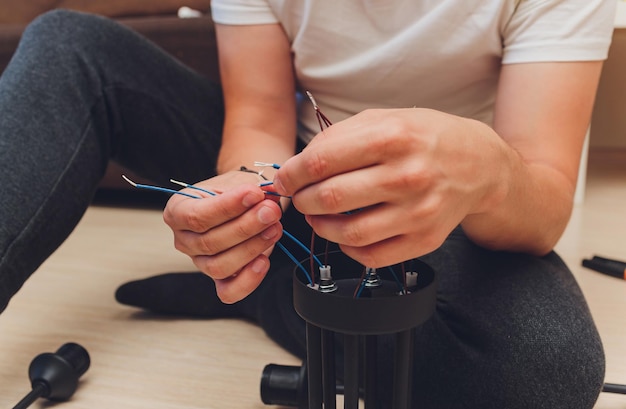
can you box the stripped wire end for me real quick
[305,90,333,129]
[121,175,201,199]
[169,178,192,188]
[254,161,281,170]
[121,174,138,187]
[170,179,217,196]
[305,90,319,111]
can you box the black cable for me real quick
[603,383,626,394]
[13,383,48,409]
[12,343,90,409]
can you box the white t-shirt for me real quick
[211,0,616,143]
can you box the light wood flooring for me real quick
[0,149,625,408]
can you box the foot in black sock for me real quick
[115,272,244,318]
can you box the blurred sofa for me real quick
[0,0,219,88]
[0,1,218,189]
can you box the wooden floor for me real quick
[0,149,625,408]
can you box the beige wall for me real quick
[591,28,626,148]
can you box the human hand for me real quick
[273,108,510,267]
[162,171,283,303]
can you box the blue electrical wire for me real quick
[123,175,320,285]
[355,275,368,298]
[122,176,202,199]
[281,230,323,267]
[386,265,406,295]
[276,242,313,285]
[169,179,217,196]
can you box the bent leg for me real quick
[0,10,224,313]
[112,208,605,407]
[408,229,605,408]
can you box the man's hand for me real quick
[273,108,511,267]
[163,172,283,303]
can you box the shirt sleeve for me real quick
[502,0,617,64]
[211,0,279,25]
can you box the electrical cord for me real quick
[13,383,48,409]
[12,343,90,409]
[603,383,626,394]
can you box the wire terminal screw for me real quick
[318,265,338,293]
[364,267,382,288]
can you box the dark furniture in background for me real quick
[0,10,219,189]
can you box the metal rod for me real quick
[343,334,360,409]
[306,322,323,409]
[364,335,378,408]
[392,329,413,409]
[321,328,337,409]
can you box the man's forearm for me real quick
[461,153,576,256]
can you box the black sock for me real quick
[115,271,245,318]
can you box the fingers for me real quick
[175,201,282,256]
[164,178,283,284]
[273,142,380,215]
[273,109,412,198]
[191,222,282,280]
[160,173,291,303]
[273,119,374,195]
[163,183,267,234]
[312,211,448,268]
[304,196,459,267]
[338,233,445,268]
[287,162,415,215]
[213,254,272,304]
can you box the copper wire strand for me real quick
[305,91,335,284]
[310,229,316,284]
[307,92,408,296]
[324,240,330,266]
